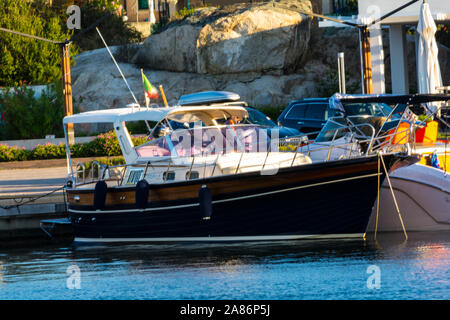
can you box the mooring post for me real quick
[359,26,373,94]
[61,42,74,145]
[338,52,346,94]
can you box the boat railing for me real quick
[70,121,385,187]
[275,120,377,158]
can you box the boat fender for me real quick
[93,180,108,210]
[135,179,150,209]
[199,185,212,220]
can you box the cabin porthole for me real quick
[163,171,175,181]
[186,171,199,180]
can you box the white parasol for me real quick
[416,1,443,115]
[148,0,156,24]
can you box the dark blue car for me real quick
[243,107,300,138]
[277,95,407,134]
[277,98,333,134]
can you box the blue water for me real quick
[0,232,449,300]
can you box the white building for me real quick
[320,0,450,94]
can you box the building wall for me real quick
[123,0,324,23]
[123,0,285,22]
[124,0,157,22]
[358,0,450,23]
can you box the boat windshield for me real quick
[316,115,383,143]
[315,119,351,142]
[135,125,272,158]
[342,102,398,118]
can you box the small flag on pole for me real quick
[141,69,159,107]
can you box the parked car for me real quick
[277,95,405,134]
[277,98,334,134]
[242,107,301,138]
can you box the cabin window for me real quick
[186,171,199,180]
[163,171,175,181]
[126,169,143,185]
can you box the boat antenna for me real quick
[95,27,140,108]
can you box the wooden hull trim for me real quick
[68,172,381,214]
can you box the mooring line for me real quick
[379,152,408,241]
[0,185,66,210]
[374,153,381,241]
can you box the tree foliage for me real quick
[0,82,66,140]
[68,0,142,51]
[0,0,76,86]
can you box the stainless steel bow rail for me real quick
[70,120,404,187]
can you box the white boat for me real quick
[367,163,450,232]
[296,93,450,233]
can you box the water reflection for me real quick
[0,260,4,285]
[0,231,448,299]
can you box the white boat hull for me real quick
[367,164,450,232]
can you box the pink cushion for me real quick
[136,145,170,157]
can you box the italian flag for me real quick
[141,70,159,107]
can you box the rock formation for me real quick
[72,0,320,111]
[133,0,312,75]
[69,0,450,115]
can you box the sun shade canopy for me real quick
[329,93,450,114]
[63,106,248,124]
[331,93,450,105]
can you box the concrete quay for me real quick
[0,160,72,245]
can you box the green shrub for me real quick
[132,135,147,147]
[93,131,122,156]
[174,7,196,20]
[32,143,66,160]
[0,0,77,86]
[0,144,31,162]
[0,82,66,140]
[0,129,148,162]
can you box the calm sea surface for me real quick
[0,232,449,300]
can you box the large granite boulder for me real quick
[133,0,312,75]
[70,47,320,114]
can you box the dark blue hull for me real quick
[67,155,410,243]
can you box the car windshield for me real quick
[342,102,395,117]
[244,108,276,127]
